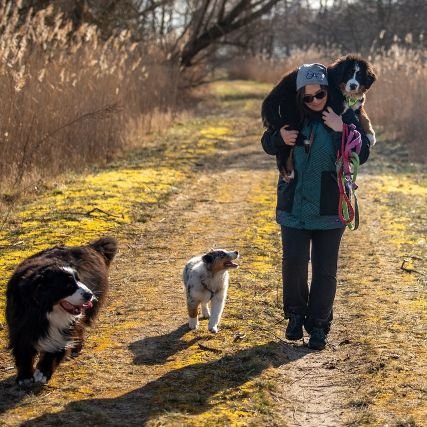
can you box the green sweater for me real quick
[261,110,370,230]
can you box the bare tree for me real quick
[12,0,424,75]
[173,0,281,67]
[11,0,281,65]
[248,0,427,58]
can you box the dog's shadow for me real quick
[0,324,193,415]
[129,324,199,365]
[21,341,298,426]
[0,375,47,415]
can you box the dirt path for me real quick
[0,81,426,426]
[277,143,427,426]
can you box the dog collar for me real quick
[345,96,360,108]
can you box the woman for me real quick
[261,63,371,350]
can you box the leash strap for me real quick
[336,124,361,230]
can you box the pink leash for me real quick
[336,123,362,230]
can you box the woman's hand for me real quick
[280,125,299,146]
[322,107,343,132]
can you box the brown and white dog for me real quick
[183,249,239,333]
[328,54,377,145]
[6,236,117,385]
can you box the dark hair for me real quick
[296,84,328,122]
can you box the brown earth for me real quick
[0,81,426,426]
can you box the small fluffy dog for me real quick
[6,236,117,385]
[183,249,239,333]
[261,54,377,178]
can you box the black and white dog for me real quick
[328,54,377,145]
[6,236,117,385]
[183,249,239,333]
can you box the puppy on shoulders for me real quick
[183,249,239,333]
[328,54,377,145]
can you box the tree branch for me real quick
[180,0,280,67]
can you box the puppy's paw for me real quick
[367,133,376,146]
[208,325,219,334]
[281,170,294,183]
[33,369,48,384]
[188,317,199,330]
[18,377,34,387]
[71,342,83,358]
[201,309,210,319]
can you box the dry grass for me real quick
[0,80,425,426]
[0,2,183,196]
[230,45,427,163]
[227,45,341,83]
[368,46,427,160]
[0,81,290,426]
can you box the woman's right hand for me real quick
[280,125,299,146]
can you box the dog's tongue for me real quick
[60,300,81,315]
[82,301,93,310]
[225,261,239,269]
[60,300,93,314]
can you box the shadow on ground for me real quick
[129,324,200,365]
[0,375,46,415]
[22,341,300,426]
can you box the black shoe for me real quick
[285,315,304,340]
[308,327,327,350]
[305,311,333,335]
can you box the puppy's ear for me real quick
[202,254,214,265]
[33,268,55,305]
[328,60,345,86]
[365,68,377,89]
[32,265,64,306]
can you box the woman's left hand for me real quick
[322,107,343,132]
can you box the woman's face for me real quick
[304,84,328,112]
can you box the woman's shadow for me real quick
[22,340,302,426]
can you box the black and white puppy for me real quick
[328,54,377,145]
[261,55,377,179]
[6,236,117,385]
[183,249,239,333]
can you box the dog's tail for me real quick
[89,236,118,265]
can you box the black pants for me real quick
[281,226,344,333]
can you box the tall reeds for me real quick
[227,46,341,83]
[231,44,426,163]
[0,2,182,195]
[368,44,426,161]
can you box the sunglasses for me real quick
[303,90,327,104]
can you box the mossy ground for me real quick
[0,81,426,426]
